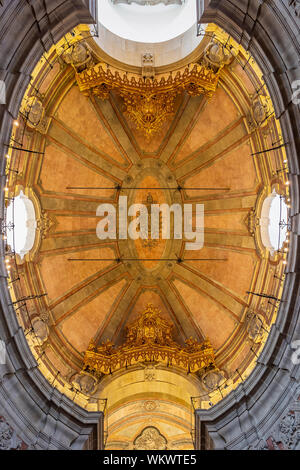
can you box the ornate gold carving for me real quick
[37,210,55,239]
[246,208,259,237]
[82,304,216,377]
[75,62,221,138]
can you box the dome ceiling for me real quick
[5,24,289,418]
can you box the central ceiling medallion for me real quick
[76,62,221,138]
[83,304,215,377]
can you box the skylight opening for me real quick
[260,191,289,253]
[268,193,288,251]
[99,0,197,43]
[6,191,37,259]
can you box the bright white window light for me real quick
[260,191,288,252]
[6,191,37,259]
[99,0,197,43]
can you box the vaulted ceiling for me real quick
[7,25,288,403]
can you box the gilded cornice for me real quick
[83,304,216,377]
[75,61,221,138]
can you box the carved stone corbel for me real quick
[61,42,93,72]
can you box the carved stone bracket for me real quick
[250,385,300,450]
[200,368,227,392]
[31,317,49,346]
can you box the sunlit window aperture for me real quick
[260,191,288,252]
[95,0,202,67]
[99,0,196,43]
[6,191,37,259]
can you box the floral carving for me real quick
[0,417,25,450]
[289,0,300,16]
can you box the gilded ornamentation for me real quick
[142,193,160,249]
[37,210,55,239]
[75,62,221,138]
[82,304,216,377]
[143,400,159,411]
[246,208,259,236]
[133,426,167,451]
[143,364,158,381]
[123,90,176,138]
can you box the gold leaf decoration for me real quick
[82,304,216,377]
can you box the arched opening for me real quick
[99,0,196,43]
[95,0,204,66]
[260,191,289,253]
